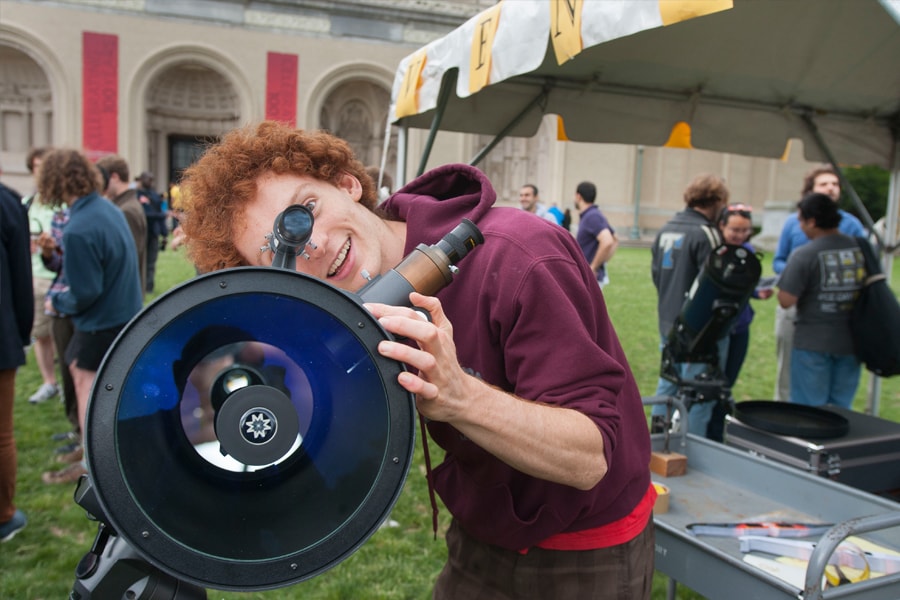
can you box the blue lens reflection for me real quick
[115,292,390,560]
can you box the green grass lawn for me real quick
[3,246,898,599]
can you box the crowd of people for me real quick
[646,167,868,438]
[0,121,877,600]
[0,146,183,544]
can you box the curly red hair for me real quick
[181,121,377,273]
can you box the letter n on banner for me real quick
[551,0,583,65]
[82,32,118,160]
[266,52,298,127]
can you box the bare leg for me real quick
[33,335,57,387]
[70,362,96,441]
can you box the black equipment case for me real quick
[725,405,900,498]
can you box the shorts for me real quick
[31,278,53,338]
[65,324,125,371]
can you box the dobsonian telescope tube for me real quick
[661,243,761,387]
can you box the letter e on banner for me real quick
[468,3,502,94]
[396,50,427,119]
[551,0,583,65]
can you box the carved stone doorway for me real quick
[0,44,52,188]
[144,63,240,189]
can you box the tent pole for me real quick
[630,145,645,240]
[865,139,900,416]
[416,71,457,177]
[396,122,408,188]
[469,88,549,167]
[800,112,884,248]
[378,114,393,191]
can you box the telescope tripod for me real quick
[70,476,207,600]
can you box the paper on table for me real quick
[743,554,807,589]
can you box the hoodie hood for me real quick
[381,164,495,255]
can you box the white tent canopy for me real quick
[390,0,900,170]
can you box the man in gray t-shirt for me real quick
[777,193,865,408]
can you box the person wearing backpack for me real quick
[777,193,866,408]
[772,165,866,402]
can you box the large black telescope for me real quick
[70,208,483,598]
[661,243,762,391]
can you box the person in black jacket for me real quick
[0,170,34,542]
[649,174,728,436]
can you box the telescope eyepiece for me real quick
[271,204,315,269]
[274,204,314,246]
[436,219,484,263]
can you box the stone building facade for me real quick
[2,0,816,243]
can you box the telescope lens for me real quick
[87,269,414,589]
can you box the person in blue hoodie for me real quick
[182,121,654,599]
[37,148,143,485]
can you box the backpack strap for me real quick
[855,236,882,279]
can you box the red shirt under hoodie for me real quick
[382,165,652,552]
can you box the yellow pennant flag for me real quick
[557,116,570,141]
[550,0,584,65]
[469,3,503,94]
[780,139,793,162]
[395,50,427,119]
[664,121,694,149]
[659,0,733,26]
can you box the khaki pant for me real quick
[774,304,796,401]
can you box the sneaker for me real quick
[56,444,84,464]
[51,430,79,442]
[0,510,26,542]
[55,441,81,454]
[29,382,59,404]
[42,463,87,485]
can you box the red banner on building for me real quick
[266,52,298,126]
[82,32,118,159]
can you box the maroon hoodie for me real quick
[383,164,650,551]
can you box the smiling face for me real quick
[719,213,752,245]
[234,172,407,292]
[519,186,538,212]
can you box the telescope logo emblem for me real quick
[242,408,276,443]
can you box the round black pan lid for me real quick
[733,400,850,439]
